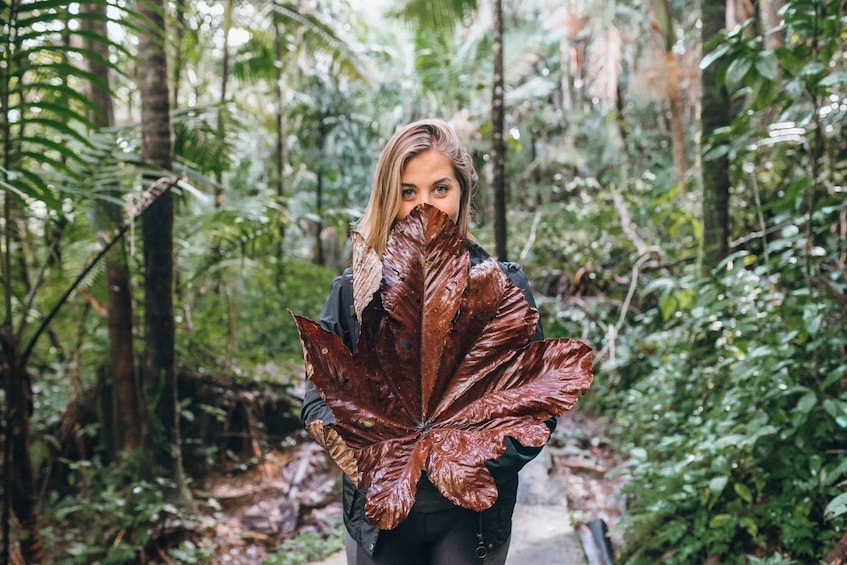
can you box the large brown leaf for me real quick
[292,204,593,530]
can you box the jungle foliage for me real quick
[0,0,845,562]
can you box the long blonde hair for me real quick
[355,118,477,255]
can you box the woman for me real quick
[301,118,553,564]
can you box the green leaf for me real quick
[823,365,847,389]
[755,51,779,80]
[809,455,822,475]
[818,71,847,87]
[799,61,826,77]
[803,303,822,334]
[823,399,847,428]
[825,458,847,486]
[706,476,729,508]
[709,513,733,528]
[739,516,758,537]
[797,391,817,414]
[734,483,753,504]
[704,143,729,161]
[659,294,678,321]
[701,44,730,70]
[825,492,847,520]
[726,56,753,89]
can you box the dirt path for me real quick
[197,410,625,564]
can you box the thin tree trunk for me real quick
[701,0,731,271]
[273,1,288,283]
[137,0,192,507]
[314,115,326,265]
[215,0,232,207]
[491,0,507,261]
[172,0,185,111]
[82,2,142,453]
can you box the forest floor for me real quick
[193,409,627,564]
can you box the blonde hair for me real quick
[355,118,477,255]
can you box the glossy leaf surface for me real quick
[292,205,593,529]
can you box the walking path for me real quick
[310,449,587,564]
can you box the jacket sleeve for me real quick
[485,263,557,482]
[301,271,355,427]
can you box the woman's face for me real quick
[396,149,462,223]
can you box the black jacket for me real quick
[300,241,554,556]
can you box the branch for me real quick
[827,528,847,565]
[616,253,656,333]
[519,209,543,264]
[20,176,181,363]
[610,183,652,258]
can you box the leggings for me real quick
[345,508,510,565]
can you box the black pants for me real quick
[345,508,510,565]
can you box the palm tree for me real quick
[491,0,507,259]
[392,0,517,257]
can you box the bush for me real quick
[612,239,846,563]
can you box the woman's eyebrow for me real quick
[400,177,454,188]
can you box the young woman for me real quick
[301,118,553,564]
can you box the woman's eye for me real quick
[401,188,415,198]
[434,185,448,194]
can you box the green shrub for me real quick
[178,259,337,373]
[613,240,846,563]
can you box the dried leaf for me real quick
[351,231,381,321]
[306,421,359,488]
[292,205,593,530]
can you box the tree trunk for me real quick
[137,0,192,506]
[273,1,288,283]
[655,0,686,192]
[81,2,142,453]
[491,0,507,261]
[759,0,785,51]
[701,0,732,271]
[667,51,686,191]
[313,115,326,266]
[1,331,44,563]
[172,0,185,111]
[215,0,232,207]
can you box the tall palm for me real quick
[392,0,512,257]
[491,0,507,259]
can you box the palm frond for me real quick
[232,1,374,86]
[275,1,374,83]
[390,0,479,32]
[1,0,140,214]
[172,104,240,183]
